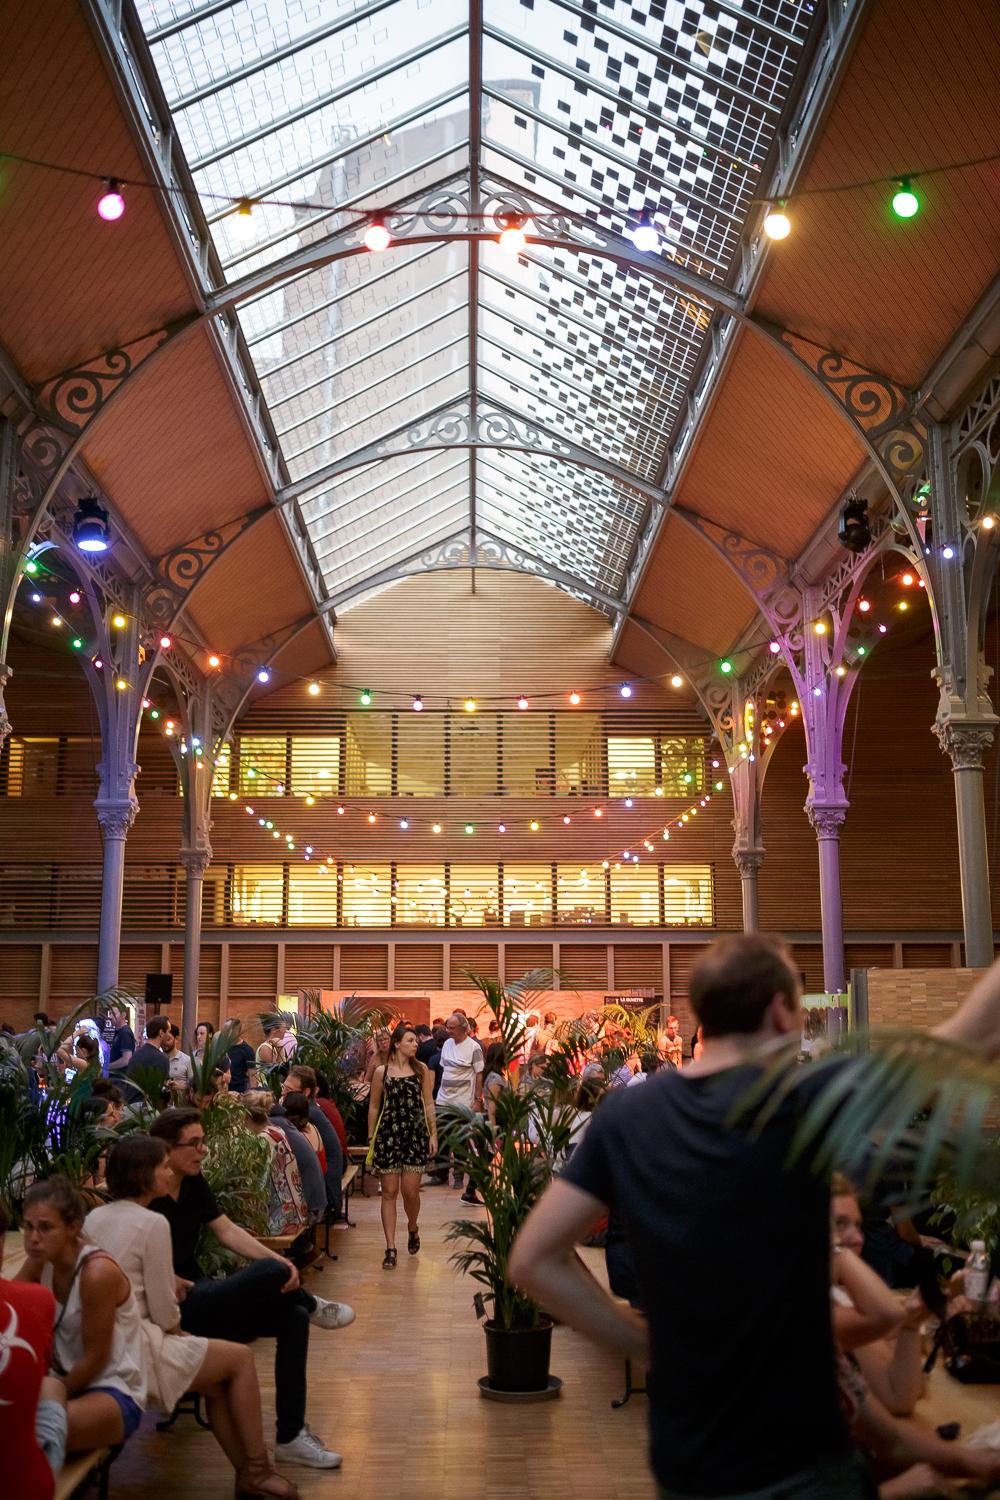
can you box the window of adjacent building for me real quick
[499,713,553,795]
[230,865,283,925]
[556,862,607,925]
[660,737,704,796]
[290,737,341,798]
[449,712,498,795]
[663,865,714,926]
[344,716,391,796]
[211,741,231,799]
[502,864,553,927]
[287,863,339,925]
[447,865,500,927]
[397,715,445,795]
[610,861,660,925]
[238,737,286,797]
[341,862,392,926]
[394,864,446,926]
[607,736,656,797]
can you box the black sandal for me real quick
[408,1229,420,1255]
[382,1247,397,1270]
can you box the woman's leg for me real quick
[401,1171,422,1232]
[380,1172,400,1248]
[64,1391,124,1450]
[191,1340,266,1472]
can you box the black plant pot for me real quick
[484,1318,553,1392]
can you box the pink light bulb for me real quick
[98,182,125,221]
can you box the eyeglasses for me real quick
[177,1138,207,1151]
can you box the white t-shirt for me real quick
[437,1036,484,1107]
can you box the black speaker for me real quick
[145,973,173,1006]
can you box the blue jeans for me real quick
[180,1259,316,1444]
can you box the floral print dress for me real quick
[370,1072,431,1175]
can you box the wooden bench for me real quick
[54,1446,111,1500]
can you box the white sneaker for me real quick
[274,1425,343,1468]
[309,1296,355,1330]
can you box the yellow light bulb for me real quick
[464,697,476,712]
[984,515,996,529]
[814,621,826,635]
[116,679,128,690]
[113,615,126,628]
[308,682,320,696]
[764,209,791,240]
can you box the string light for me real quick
[814,621,826,634]
[368,813,377,824]
[901,573,914,586]
[25,560,38,575]
[763,203,791,239]
[858,599,870,612]
[720,660,733,675]
[569,691,581,704]
[899,601,908,611]
[594,808,603,818]
[983,516,995,530]
[465,824,474,834]
[464,697,476,713]
[31,593,41,603]
[400,819,409,829]
[412,694,423,712]
[112,614,126,628]
[630,211,660,251]
[97,180,125,220]
[257,669,270,683]
[620,683,633,698]
[942,546,955,559]
[499,219,527,254]
[879,624,887,633]
[517,695,529,710]
[71,637,83,649]
[364,216,391,252]
[308,682,320,696]
[208,655,220,668]
[432,823,442,833]
[563,815,571,824]
[360,689,372,705]
[498,823,506,833]
[891,179,919,218]
[69,591,80,604]
[670,675,683,687]
[116,678,128,691]
[233,198,255,237]
[159,635,171,649]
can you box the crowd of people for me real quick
[6,948,1000,1499]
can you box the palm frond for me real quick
[738,1028,1000,1198]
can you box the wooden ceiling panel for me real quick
[755,0,1000,385]
[185,512,314,651]
[81,328,271,557]
[673,332,865,558]
[632,514,758,654]
[0,0,193,380]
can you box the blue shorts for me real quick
[82,1386,143,1441]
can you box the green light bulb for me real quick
[465,824,474,834]
[683,773,693,783]
[151,710,160,719]
[71,637,83,649]
[25,560,37,574]
[857,645,866,656]
[715,780,723,790]
[360,689,372,706]
[892,181,919,218]
[720,660,733,674]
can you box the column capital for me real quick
[180,845,213,879]
[95,800,138,841]
[933,719,996,771]
[732,845,765,877]
[806,804,847,839]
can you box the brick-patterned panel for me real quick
[866,969,987,1029]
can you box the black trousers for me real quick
[180,1259,316,1444]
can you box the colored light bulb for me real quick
[891,181,919,218]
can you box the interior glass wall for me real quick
[663,866,714,926]
[609,861,660,926]
[230,865,283,925]
[288,864,338,926]
[394,864,447,926]
[341,863,392,926]
[556,862,608,925]
[447,865,500,927]
[501,863,553,927]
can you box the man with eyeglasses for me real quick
[149,1107,352,1470]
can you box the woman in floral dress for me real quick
[367,1023,436,1268]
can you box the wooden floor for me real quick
[105,1182,657,1500]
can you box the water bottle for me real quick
[965,1241,989,1302]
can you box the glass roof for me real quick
[141,0,815,613]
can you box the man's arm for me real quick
[208,1214,301,1290]
[508,1178,649,1363]
[935,954,1000,1055]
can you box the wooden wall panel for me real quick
[561,945,608,989]
[117,945,164,996]
[284,945,336,992]
[341,945,388,989]
[505,944,554,981]
[450,944,498,986]
[49,944,98,1009]
[866,969,986,1029]
[792,944,825,993]
[903,944,952,968]
[0,944,42,1033]
[395,945,444,988]
[227,945,278,1009]
[666,943,711,1053]
[613,945,662,989]
[846,944,895,971]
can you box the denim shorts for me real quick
[35,1399,68,1476]
[82,1385,144,1441]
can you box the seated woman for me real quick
[16,1176,146,1454]
[85,1137,296,1499]
[243,1091,310,1237]
[282,1091,326,1174]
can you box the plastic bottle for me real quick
[965,1240,989,1302]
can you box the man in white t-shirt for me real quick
[437,1012,484,1203]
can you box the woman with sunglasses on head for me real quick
[367,1023,436,1268]
[85,1136,297,1499]
[16,1176,146,1455]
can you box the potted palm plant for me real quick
[439,972,580,1399]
